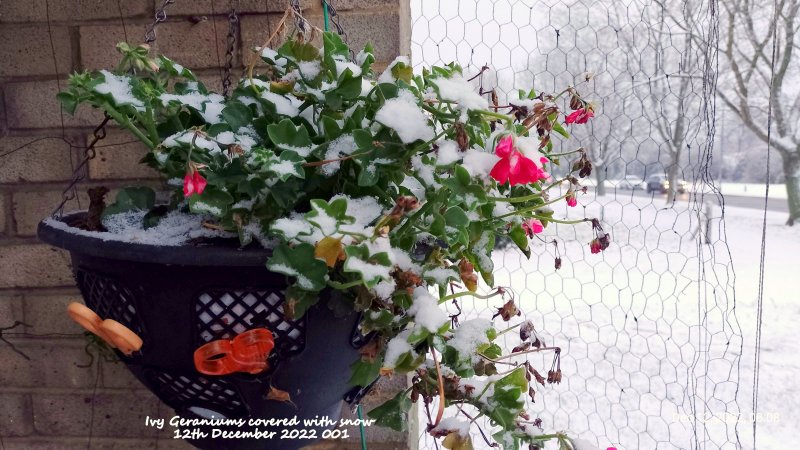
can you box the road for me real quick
[608,189,789,213]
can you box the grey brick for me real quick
[22,291,82,334]
[31,391,161,437]
[0,244,74,288]
[0,393,33,437]
[3,80,104,129]
[11,190,90,236]
[0,136,77,183]
[88,129,158,180]
[0,293,24,326]
[164,0,315,16]
[0,339,97,388]
[0,0,151,23]
[0,25,73,77]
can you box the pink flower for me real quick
[566,192,578,207]
[590,239,602,254]
[565,108,594,125]
[183,168,207,197]
[522,218,544,237]
[489,135,548,186]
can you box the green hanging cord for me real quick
[322,0,330,31]
[356,404,368,450]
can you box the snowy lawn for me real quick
[416,191,796,450]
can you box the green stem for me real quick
[328,279,363,290]
[438,289,503,305]
[489,193,570,221]
[477,109,511,122]
[102,104,155,149]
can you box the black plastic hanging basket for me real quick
[38,212,368,450]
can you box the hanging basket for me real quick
[38,212,367,450]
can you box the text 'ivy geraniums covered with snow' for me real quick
[56,32,609,449]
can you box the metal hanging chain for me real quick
[53,1,176,218]
[51,114,111,217]
[145,0,176,44]
[322,0,348,43]
[290,0,307,33]
[222,3,240,98]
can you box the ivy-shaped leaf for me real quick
[221,101,253,130]
[188,188,234,218]
[306,198,354,235]
[343,244,393,288]
[267,118,313,152]
[349,356,383,387]
[367,390,411,432]
[102,187,156,218]
[266,243,328,291]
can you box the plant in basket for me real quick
[42,29,609,450]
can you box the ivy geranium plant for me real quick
[58,33,609,450]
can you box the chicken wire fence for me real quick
[410,1,745,449]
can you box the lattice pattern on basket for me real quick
[195,290,306,357]
[144,369,248,418]
[75,269,146,342]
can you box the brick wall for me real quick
[0,1,413,449]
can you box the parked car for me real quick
[618,175,645,190]
[646,175,687,194]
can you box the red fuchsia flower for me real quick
[489,135,549,186]
[590,239,603,254]
[565,107,594,125]
[522,218,544,237]
[183,168,207,197]
[565,191,578,207]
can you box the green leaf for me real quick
[367,390,411,432]
[284,285,320,319]
[221,102,253,130]
[56,92,78,115]
[102,187,156,218]
[444,206,470,245]
[508,224,531,259]
[188,188,234,218]
[335,74,363,100]
[552,120,570,139]
[349,356,383,387]
[267,118,313,151]
[485,367,527,429]
[279,39,319,62]
[343,244,392,288]
[267,150,306,181]
[266,243,328,291]
[391,60,413,83]
[358,43,375,74]
[306,198,354,234]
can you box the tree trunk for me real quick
[666,163,679,203]
[595,165,607,197]
[783,154,800,226]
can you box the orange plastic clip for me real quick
[67,302,143,356]
[193,328,275,376]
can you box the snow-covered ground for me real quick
[589,179,790,200]
[717,183,788,200]
[417,190,797,450]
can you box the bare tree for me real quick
[717,0,800,224]
[609,1,707,203]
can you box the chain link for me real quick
[52,114,111,218]
[144,0,176,44]
[290,0,307,33]
[322,0,348,43]
[222,3,240,98]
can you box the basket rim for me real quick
[38,211,272,267]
